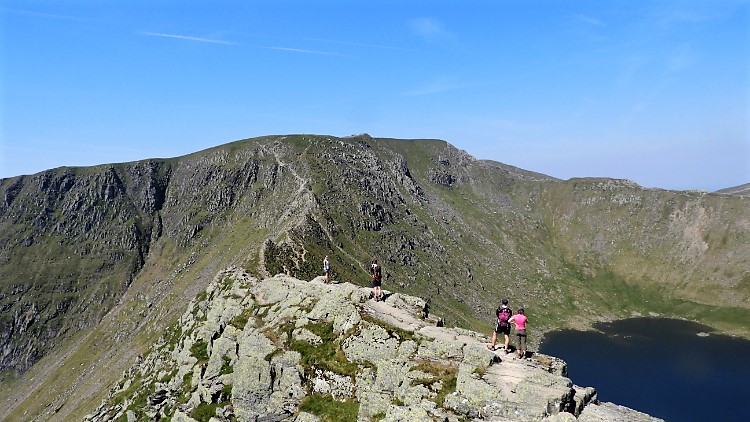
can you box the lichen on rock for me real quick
[87,267,664,421]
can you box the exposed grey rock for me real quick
[578,401,664,421]
[292,327,322,345]
[148,388,169,406]
[171,410,197,422]
[268,351,306,414]
[311,369,355,399]
[342,321,401,364]
[90,269,662,422]
[203,330,239,380]
[382,403,432,421]
[571,385,597,415]
[543,411,578,421]
[294,412,321,422]
[232,329,277,420]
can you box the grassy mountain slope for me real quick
[717,182,750,196]
[0,134,748,420]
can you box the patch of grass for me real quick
[190,340,209,363]
[360,314,415,342]
[218,383,232,402]
[253,305,271,326]
[230,308,253,330]
[191,402,218,422]
[435,375,457,406]
[178,371,193,402]
[161,323,183,350]
[371,412,386,421]
[219,355,233,375]
[220,277,233,290]
[194,290,208,304]
[299,394,359,422]
[126,382,154,419]
[410,359,458,406]
[264,348,284,362]
[111,377,142,407]
[289,322,359,377]
[472,366,487,376]
[160,367,178,383]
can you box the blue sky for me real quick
[2,0,748,191]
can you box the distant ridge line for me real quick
[716,182,750,196]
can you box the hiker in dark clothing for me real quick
[488,298,512,352]
[370,259,383,301]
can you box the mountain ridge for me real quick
[81,268,663,422]
[0,134,747,419]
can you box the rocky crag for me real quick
[85,268,661,422]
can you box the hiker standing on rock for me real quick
[370,259,383,301]
[509,307,528,358]
[488,298,512,352]
[323,255,331,283]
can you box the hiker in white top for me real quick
[323,255,331,283]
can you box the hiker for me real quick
[487,298,513,352]
[323,255,331,283]
[370,259,383,301]
[509,307,528,358]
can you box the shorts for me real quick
[371,278,382,288]
[494,323,510,335]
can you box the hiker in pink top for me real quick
[509,307,528,358]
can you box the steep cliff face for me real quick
[0,137,313,375]
[0,163,166,373]
[0,134,747,419]
[82,269,661,422]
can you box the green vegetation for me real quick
[289,322,360,377]
[299,394,360,422]
[190,340,210,363]
[219,355,233,375]
[371,412,386,421]
[2,134,748,421]
[230,308,253,330]
[179,372,193,401]
[361,314,415,343]
[219,383,232,402]
[410,359,459,406]
[191,402,218,422]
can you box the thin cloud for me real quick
[140,32,238,45]
[259,46,350,57]
[573,14,604,26]
[0,7,84,20]
[410,17,453,40]
[667,44,696,72]
[298,37,415,52]
[403,81,462,97]
[402,77,494,97]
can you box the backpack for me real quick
[371,264,381,281]
[497,307,511,327]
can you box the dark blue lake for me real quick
[539,318,750,422]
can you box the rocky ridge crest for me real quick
[86,268,661,422]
